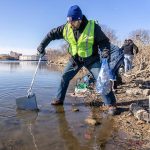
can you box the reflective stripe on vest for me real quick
[63,20,95,58]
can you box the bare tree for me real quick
[59,42,69,54]
[47,48,61,61]
[46,43,69,63]
[129,29,150,45]
[101,24,118,44]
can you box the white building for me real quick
[19,55,47,61]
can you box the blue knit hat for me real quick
[67,5,83,21]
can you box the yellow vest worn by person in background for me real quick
[63,20,95,58]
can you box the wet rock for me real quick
[134,79,144,86]
[85,118,100,126]
[130,103,150,122]
[72,108,79,112]
[142,89,150,96]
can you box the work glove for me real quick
[37,45,45,58]
[70,57,78,70]
[101,48,110,59]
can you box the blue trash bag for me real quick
[96,58,113,95]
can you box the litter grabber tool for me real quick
[16,56,42,111]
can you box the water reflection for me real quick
[85,108,115,150]
[16,109,38,124]
[0,61,49,72]
[53,106,114,150]
[16,110,39,150]
[0,61,20,72]
[0,61,62,72]
[54,106,88,150]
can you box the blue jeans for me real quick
[55,58,116,106]
[124,54,133,73]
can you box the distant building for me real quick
[0,54,9,57]
[10,51,22,59]
[19,55,47,61]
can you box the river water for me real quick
[0,61,129,150]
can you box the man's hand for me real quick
[101,48,110,58]
[37,46,45,58]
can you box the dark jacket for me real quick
[121,42,138,55]
[37,15,110,64]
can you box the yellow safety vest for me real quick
[63,20,95,58]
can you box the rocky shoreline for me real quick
[48,56,150,149]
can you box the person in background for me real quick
[121,39,138,73]
[37,5,117,115]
